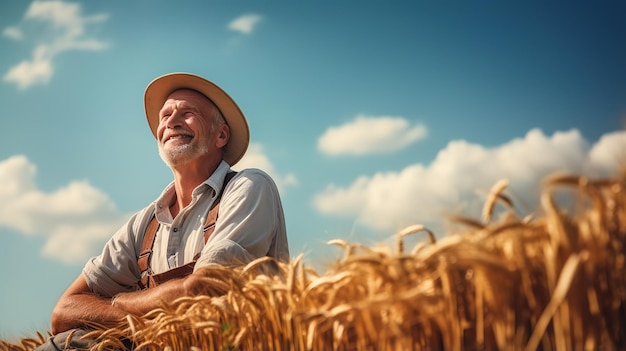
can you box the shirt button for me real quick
[173,227,178,232]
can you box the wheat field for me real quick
[2,171,625,350]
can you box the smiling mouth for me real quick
[163,134,193,144]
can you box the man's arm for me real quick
[50,272,206,334]
[50,274,126,334]
[108,272,206,316]
[196,169,288,268]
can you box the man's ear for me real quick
[216,124,229,148]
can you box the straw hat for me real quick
[144,72,250,166]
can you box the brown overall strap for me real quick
[137,171,237,289]
[137,218,159,287]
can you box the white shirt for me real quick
[83,161,289,297]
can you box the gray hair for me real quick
[211,106,227,131]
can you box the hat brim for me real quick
[144,73,249,166]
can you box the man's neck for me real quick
[170,158,221,217]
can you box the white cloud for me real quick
[318,115,427,156]
[313,129,626,236]
[3,0,109,90]
[586,130,626,177]
[3,26,23,40]
[228,14,263,35]
[4,56,53,90]
[0,155,129,264]
[233,142,298,192]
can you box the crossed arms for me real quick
[50,271,207,334]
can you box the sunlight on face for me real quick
[157,90,219,168]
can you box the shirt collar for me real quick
[154,160,233,213]
[203,160,232,197]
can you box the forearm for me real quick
[51,293,126,334]
[112,277,189,316]
[51,272,206,334]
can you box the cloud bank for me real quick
[3,130,622,264]
[0,155,129,264]
[313,129,626,235]
[3,0,109,90]
[318,115,427,156]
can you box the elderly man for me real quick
[37,73,289,350]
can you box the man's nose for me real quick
[166,109,183,128]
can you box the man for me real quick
[37,73,289,350]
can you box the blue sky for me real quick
[1,0,625,339]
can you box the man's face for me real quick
[157,89,223,167]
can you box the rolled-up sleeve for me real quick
[195,169,287,269]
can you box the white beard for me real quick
[158,140,209,167]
